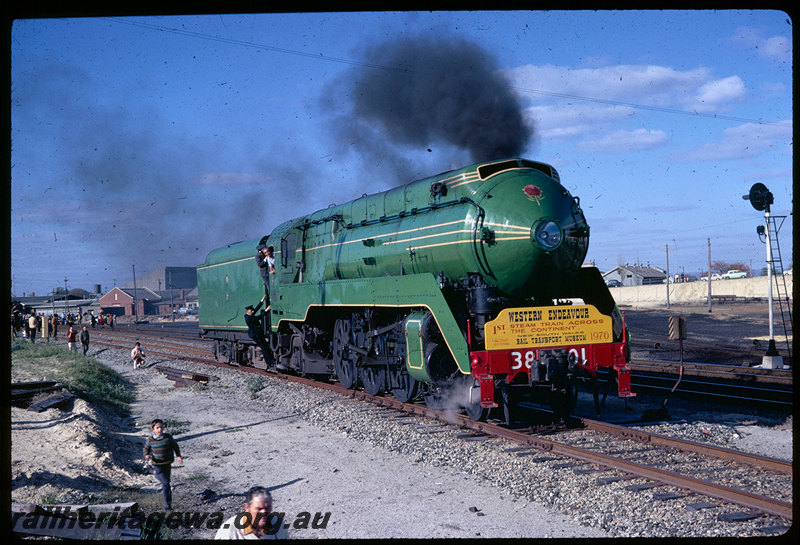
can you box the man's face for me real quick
[245,496,273,530]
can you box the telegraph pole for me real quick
[170,270,175,324]
[673,238,679,282]
[132,264,138,324]
[665,243,670,309]
[706,238,712,313]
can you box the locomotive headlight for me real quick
[533,219,563,251]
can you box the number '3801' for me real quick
[510,348,587,370]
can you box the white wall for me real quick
[608,275,793,308]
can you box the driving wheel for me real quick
[333,319,358,389]
[360,365,387,396]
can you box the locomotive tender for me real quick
[198,158,635,420]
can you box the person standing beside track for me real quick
[11,302,21,336]
[80,325,90,356]
[66,325,77,352]
[28,312,38,343]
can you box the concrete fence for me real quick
[609,275,793,308]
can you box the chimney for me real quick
[180,289,185,300]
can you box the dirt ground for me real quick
[622,302,793,366]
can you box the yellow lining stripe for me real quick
[405,318,424,370]
[491,236,531,242]
[383,229,471,246]
[198,226,530,271]
[304,219,469,253]
[404,239,473,251]
[197,256,252,271]
[484,221,529,231]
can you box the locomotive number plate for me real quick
[485,305,612,350]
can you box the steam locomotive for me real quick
[197,158,635,421]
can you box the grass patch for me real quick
[161,418,191,435]
[246,376,265,398]
[11,342,134,417]
[137,417,191,436]
[37,490,61,505]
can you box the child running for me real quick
[143,418,183,511]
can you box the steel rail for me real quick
[580,418,792,475]
[630,359,793,385]
[340,390,793,520]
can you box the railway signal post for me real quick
[743,183,784,369]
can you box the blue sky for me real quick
[10,10,793,296]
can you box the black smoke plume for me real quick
[327,33,533,173]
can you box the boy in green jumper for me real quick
[143,419,183,510]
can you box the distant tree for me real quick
[69,288,91,298]
[727,262,752,275]
[710,261,751,275]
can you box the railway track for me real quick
[90,325,793,408]
[628,370,793,408]
[630,359,793,385]
[89,328,792,525]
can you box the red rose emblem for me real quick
[524,185,541,197]
[523,185,544,204]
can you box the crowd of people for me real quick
[11,303,115,343]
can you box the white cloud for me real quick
[577,128,668,153]
[525,103,635,140]
[759,35,792,63]
[731,26,792,64]
[674,120,792,161]
[690,76,746,113]
[508,63,748,127]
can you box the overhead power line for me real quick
[510,86,788,127]
[104,16,787,127]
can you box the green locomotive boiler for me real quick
[198,158,635,420]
